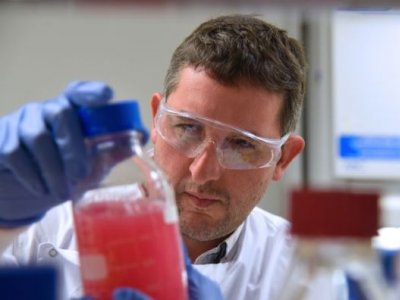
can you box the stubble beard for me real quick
[175,181,236,242]
[177,181,268,243]
[178,206,235,242]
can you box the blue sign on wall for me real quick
[339,135,400,160]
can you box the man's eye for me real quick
[226,137,257,150]
[174,123,202,138]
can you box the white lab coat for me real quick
[194,207,293,300]
[0,202,294,300]
[0,202,82,298]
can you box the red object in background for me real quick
[289,188,380,238]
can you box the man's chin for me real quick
[179,216,229,242]
[180,219,212,240]
[181,228,219,242]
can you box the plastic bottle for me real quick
[279,188,387,300]
[372,193,400,299]
[72,101,187,300]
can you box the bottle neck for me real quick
[86,130,142,151]
[84,130,144,169]
[71,130,144,199]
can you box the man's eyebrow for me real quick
[167,103,266,138]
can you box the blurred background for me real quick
[0,0,399,219]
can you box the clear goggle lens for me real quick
[155,99,290,170]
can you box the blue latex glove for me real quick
[0,81,113,227]
[185,249,224,300]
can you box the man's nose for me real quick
[189,139,222,184]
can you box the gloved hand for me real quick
[185,249,224,300]
[0,81,113,227]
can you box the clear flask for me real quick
[279,188,388,300]
[73,101,187,300]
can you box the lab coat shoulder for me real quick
[194,206,294,300]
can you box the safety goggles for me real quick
[155,98,290,170]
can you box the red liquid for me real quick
[74,200,187,300]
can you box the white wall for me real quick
[0,2,304,217]
[305,9,400,221]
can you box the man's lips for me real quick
[184,191,221,208]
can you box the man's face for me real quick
[150,67,298,243]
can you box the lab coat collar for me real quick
[194,222,245,264]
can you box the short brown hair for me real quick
[164,14,307,135]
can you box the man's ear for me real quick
[272,134,305,181]
[150,93,163,144]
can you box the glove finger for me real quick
[113,288,150,300]
[19,103,68,200]
[43,97,89,183]
[47,80,113,183]
[0,110,47,196]
[64,81,113,107]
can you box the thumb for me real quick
[64,80,113,106]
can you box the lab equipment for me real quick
[73,101,188,300]
[279,188,388,300]
[79,247,224,300]
[373,228,400,300]
[372,193,400,299]
[0,81,113,227]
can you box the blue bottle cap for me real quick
[78,100,149,145]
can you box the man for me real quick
[0,14,306,299]
[150,14,305,299]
